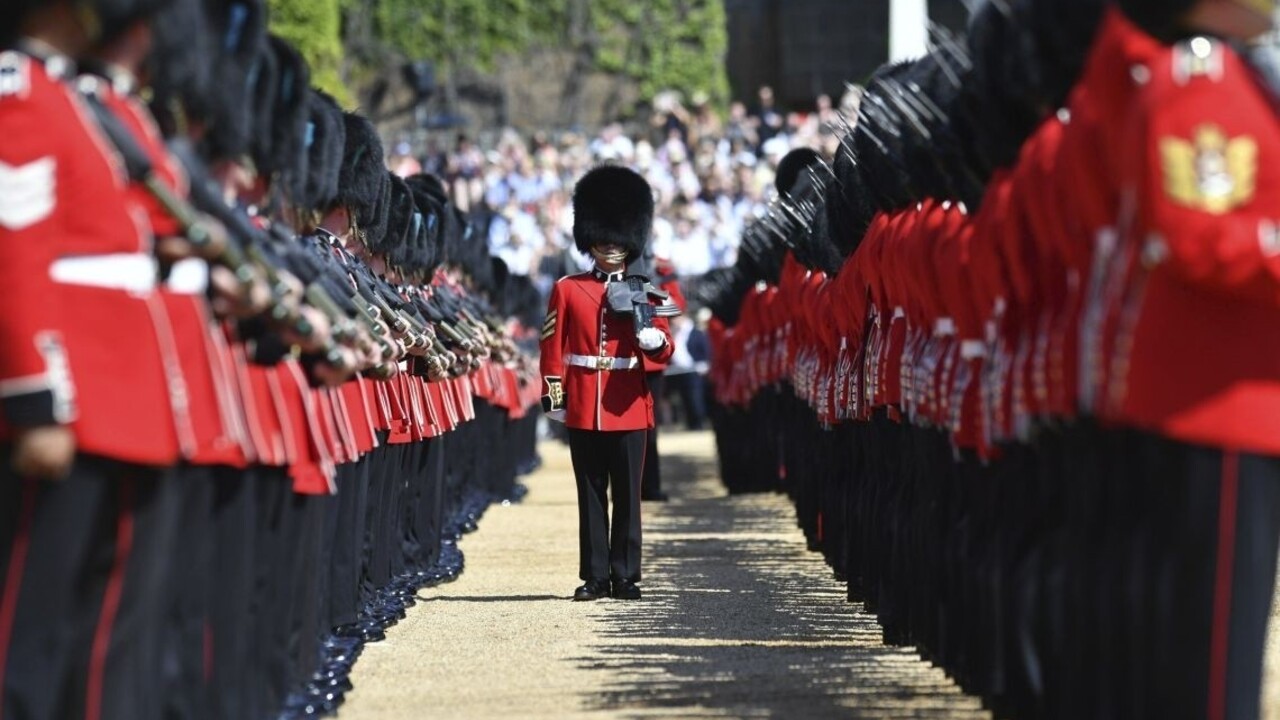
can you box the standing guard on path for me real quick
[539,165,674,601]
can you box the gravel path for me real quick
[339,429,989,719]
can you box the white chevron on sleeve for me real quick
[0,157,56,230]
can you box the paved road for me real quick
[340,430,989,719]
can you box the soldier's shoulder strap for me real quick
[1168,36,1228,87]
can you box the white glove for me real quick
[637,327,666,351]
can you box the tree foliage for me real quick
[268,0,729,120]
[361,0,727,105]
[267,0,350,105]
[372,0,549,72]
[590,0,729,105]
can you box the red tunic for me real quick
[1108,37,1280,455]
[540,270,674,431]
[0,49,181,466]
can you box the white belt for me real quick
[166,258,210,295]
[51,253,157,293]
[934,317,956,337]
[565,354,641,371]
[893,306,905,320]
[961,340,987,360]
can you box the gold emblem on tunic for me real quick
[1160,124,1257,215]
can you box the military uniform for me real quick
[541,266,673,587]
[1101,34,1280,720]
[540,166,672,598]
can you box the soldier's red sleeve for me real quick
[1133,44,1280,304]
[116,93,187,238]
[538,279,567,412]
[643,315,675,364]
[0,58,73,427]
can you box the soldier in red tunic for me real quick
[1106,0,1280,718]
[540,166,674,601]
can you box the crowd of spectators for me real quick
[387,86,862,297]
[386,86,860,428]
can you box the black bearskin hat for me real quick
[572,165,654,259]
[362,170,392,251]
[247,36,278,174]
[960,0,1046,174]
[1021,0,1107,107]
[775,147,822,196]
[202,0,266,161]
[148,0,212,131]
[336,112,386,229]
[265,36,311,203]
[1114,0,1198,40]
[304,90,344,212]
[404,173,446,272]
[93,0,174,43]
[379,174,414,259]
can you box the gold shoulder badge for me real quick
[1159,124,1257,215]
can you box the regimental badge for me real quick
[541,310,557,341]
[1160,124,1257,215]
[542,376,564,412]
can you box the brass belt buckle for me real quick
[598,356,614,371]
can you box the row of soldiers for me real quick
[700,0,1280,718]
[0,0,544,718]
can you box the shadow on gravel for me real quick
[419,593,565,603]
[572,449,989,720]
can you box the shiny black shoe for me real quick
[332,622,385,643]
[611,579,641,600]
[573,579,611,601]
[307,676,353,694]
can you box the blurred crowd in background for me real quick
[387,85,863,288]
[384,85,861,429]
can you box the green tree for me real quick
[328,0,730,124]
[371,0,547,72]
[267,0,350,105]
[590,0,729,106]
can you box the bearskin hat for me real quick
[379,174,415,260]
[404,173,447,272]
[147,0,212,132]
[336,112,386,230]
[202,0,266,161]
[486,256,510,300]
[359,170,391,251]
[775,147,822,196]
[826,144,874,257]
[93,0,174,43]
[571,164,654,259]
[1021,0,1107,106]
[1114,0,1198,40]
[266,36,311,204]
[960,0,1046,175]
[855,66,918,213]
[247,36,278,175]
[304,90,345,213]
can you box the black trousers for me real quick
[642,372,666,499]
[209,466,257,720]
[327,459,369,629]
[567,428,646,583]
[0,453,178,720]
[1143,439,1280,720]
